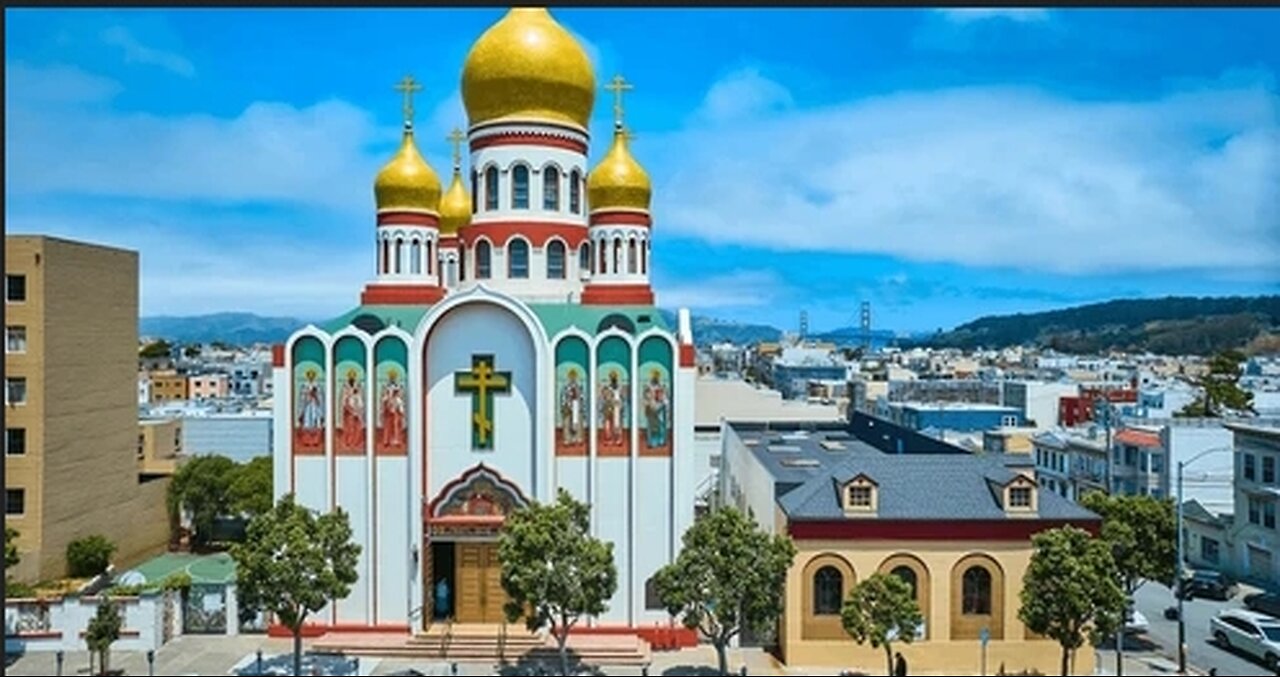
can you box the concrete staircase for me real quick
[312,623,653,667]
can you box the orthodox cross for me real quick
[394,74,423,124]
[455,354,511,450]
[604,74,633,127]
[447,128,466,171]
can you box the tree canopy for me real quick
[498,489,617,677]
[841,572,923,677]
[1078,492,1176,593]
[228,456,273,518]
[654,506,796,676]
[85,597,123,676]
[66,535,116,578]
[1019,526,1126,677]
[232,493,360,677]
[139,339,172,359]
[168,454,239,546]
[1178,349,1256,417]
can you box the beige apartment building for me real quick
[5,236,171,582]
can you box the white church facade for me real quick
[271,7,698,633]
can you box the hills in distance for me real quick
[142,295,1279,356]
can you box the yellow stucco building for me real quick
[721,421,1102,675]
[5,235,173,583]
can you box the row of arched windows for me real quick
[459,239,594,282]
[804,554,1004,642]
[470,164,586,214]
[378,231,435,277]
[592,233,650,276]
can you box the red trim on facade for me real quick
[679,344,695,368]
[471,132,587,155]
[377,212,439,227]
[459,221,589,249]
[788,519,1101,541]
[581,284,654,305]
[360,284,445,305]
[272,344,285,367]
[335,446,364,457]
[266,623,411,638]
[569,624,699,650]
[292,445,325,457]
[439,234,460,248]
[589,211,651,227]
[79,630,141,638]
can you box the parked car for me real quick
[1125,609,1150,635]
[1245,592,1280,619]
[1181,569,1239,601]
[1211,609,1280,670]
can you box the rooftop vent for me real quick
[820,440,846,451]
[781,458,820,468]
[768,445,803,453]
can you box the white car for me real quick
[1210,608,1280,670]
[1125,609,1149,635]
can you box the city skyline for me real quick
[5,7,1278,332]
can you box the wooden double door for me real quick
[455,542,508,624]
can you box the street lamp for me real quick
[1176,445,1235,675]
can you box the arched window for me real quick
[891,565,919,601]
[410,240,421,274]
[543,166,561,211]
[484,166,499,211]
[598,239,607,274]
[512,165,530,210]
[394,238,404,274]
[641,237,648,274]
[812,566,843,616]
[628,238,638,274]
[476,241,492,279]
[579,243,591,274]
[612,237,622,274]
[569,169,581,213]
[508,239,529,279]
[962,566,992,615]
[547,240,566,279]
[381,238,389,275]
[426,241,434,275]
[471,170,478,213]
[459,243,467,280]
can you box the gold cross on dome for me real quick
[394,74,423,124]
[604,74,633,126]
[447,128,466,170]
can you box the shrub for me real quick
[66,535,116,578]
[105,583,146,596]
[160,571,192,593]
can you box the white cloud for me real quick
[657,270,788,310]
[101,26,196,78]
[693,68,793,124]
[4,62,122,104]
[649,74,1280,276]
[935,8,1051,24]
[6,63,388,215]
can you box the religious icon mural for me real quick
[596,336,631,455]
[292,337,326,453]
[554,337,590,456]
[455,354,512,451]
[333,337,367,454]
[374,337,408,454]
[638,337,673,456]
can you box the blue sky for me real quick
[5,8,1278,333]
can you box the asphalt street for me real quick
[1131,581,1273,676]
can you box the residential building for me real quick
[227,362,268,398]
[1000,380,1079,429]
[720,422,1099,674]
[137,418,183,477]
[136,371,151,406]
[4,235,170,582]
[1226,423,1280,587]
[982,426,1041,454]
[187,372,230,400]
[1032,430,1108,500]
[1109,427,1166,498]
[148,370,188,404]
[180,412,273,463]
[882,401,1024,433]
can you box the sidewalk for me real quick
[1093,651,1209,676]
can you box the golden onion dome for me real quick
[587,125,651,212]
[461,8,596,130]
[438,168,471,236]
[374,125,442,213]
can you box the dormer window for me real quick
[842,474,878,514]
[848,485,873,508]
[1009,486,1032,508]
[1003,476,1037,513]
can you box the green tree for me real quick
[85,596,122,675]
[654,506,797,676]
[1178,349,1256,417]
[5,526,19,571]
[228,456,273,518]
[168,455,238,546]
[183,344,202,359]
[66,535,116,578]
[498,489,617,677]
[1079,492,1176,594]
[1019,526,1126,676]
[231,494,360,677]
[841,573,923,677]
[139,339,172,359]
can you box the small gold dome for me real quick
[438,169,471,236]
[588,125,651,212]
[374,126,442,213]
[461,8,596,130]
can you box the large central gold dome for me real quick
[461,8,596,130]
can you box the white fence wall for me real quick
[5,593,171,654]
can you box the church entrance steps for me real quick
[311,624,653,666]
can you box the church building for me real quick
[271,7,698,632]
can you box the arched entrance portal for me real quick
[424,464,529,626]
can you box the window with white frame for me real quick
[5,377,26,406]
[6,326,26,354]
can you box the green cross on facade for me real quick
[455,354,512,450]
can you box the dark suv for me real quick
[1245,591,1280,618]
[1180,569,1239,601]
